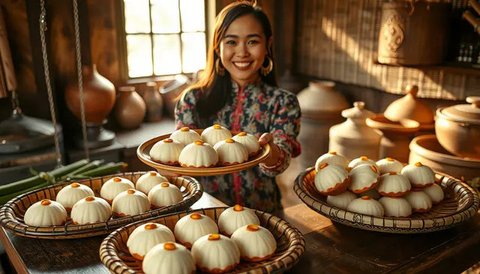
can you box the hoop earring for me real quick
[260,56,273,76]
[215,59,225,76]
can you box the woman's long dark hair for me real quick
[185,1,277,121]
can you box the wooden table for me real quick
[1,195,480,273]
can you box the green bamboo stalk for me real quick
[0,175,43,196]
[0,159,89,196]
[0,181,51,205]
[79,162,128,177]
[61,159,105,180]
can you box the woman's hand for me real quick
[259,133,282,166]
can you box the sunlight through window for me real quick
[123,0,206,78]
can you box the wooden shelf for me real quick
[374,61,480,76]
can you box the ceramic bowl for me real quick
[435,96,480,160]
[409,135,480,181]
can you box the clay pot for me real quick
[435,96,480,160]
[366,114,420,163]
[159,74,190,118]
[114,86,146,129]
[409,135,480,181]
[383,85,435,134]
[65,65,116,125]
[140,81,164,122]
[329,101,382,161]
[297,81,349,168]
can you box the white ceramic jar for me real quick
[329,101,382,161]
[297,81,349,168]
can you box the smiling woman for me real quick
[122,0,207,78]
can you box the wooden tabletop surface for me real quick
[1,193,480,274]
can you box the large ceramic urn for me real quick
[65,64,116,148]
[329,101,382,161]
[377,0,450,66]
[65,65,116,125]
[297,81,349,168]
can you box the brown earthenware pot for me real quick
[113,86,146,130]
[435,96,480,160]
[65,65,116,125]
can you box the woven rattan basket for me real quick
[0,172,203,239]
[100,207,305,274]
[294,167,479,233]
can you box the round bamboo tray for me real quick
[0,172,203,239]
[137,130,270,176]
[100,207,305,274]
[294,167,480,234]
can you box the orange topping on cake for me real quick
[213,124,222,129]
[370,165,378,173]
[194,140,204,145]
[163,138,173,143]
[161,182,170,187]
[85,196,95,202]
[238,132,247,136]
[415,162,423,167]
[329,151,337,155]
[113,177,122,182]
[247,224,260,231]
[190,213,202,220]
[164,242,177,250]
[319,163,329,170]
[361,196,371,200]
[386,157,394,161]
[41,199,51,206]
[71,182,80,188]
[145,223,157,230]
[181,127,190,131]
[389,172,397,175]
[127,189,136,195]
[360,156,369,161]
[149,171,157,176]
[225,138,234,143]
[208,234,220,241]
[233,204,244,211]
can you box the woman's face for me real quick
[219,14,270,87]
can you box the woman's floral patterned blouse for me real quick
[175,80,301,212]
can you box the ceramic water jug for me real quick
[329,101,382,161]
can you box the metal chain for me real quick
[39,0,63,167]
[72,0,90,160]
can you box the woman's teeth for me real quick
[234,62,251,68]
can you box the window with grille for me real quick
[122,0,207,78]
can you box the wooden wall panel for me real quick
[294,0,480,100]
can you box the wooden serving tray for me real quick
[0,172,203,239]
[294,167,480,234]
[136,129,270,176]
[100,207,305,274]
